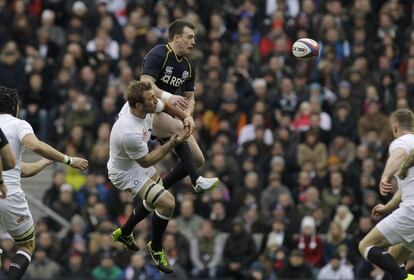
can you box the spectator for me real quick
[278,249,313,280]
[176,199,204,240]
[317,252,354,280]
[219,218,257,278]
[51,183,79,222]
[92,251,122,280]
[60,250,91,278]
[26,249,61,279]
[189,220,223,278]
[122,253,160,280]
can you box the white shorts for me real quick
[0,192,35,243]
[376,206,414,250]
[109,166,156,197]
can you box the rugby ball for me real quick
[292,38,320,61]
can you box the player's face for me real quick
[177,27,195,56]
[142,89,158,113]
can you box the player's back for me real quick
[391,134,414,205]
[0,114,33,195]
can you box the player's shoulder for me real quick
[2,115,31,130]
[146,44,170,57]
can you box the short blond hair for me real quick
[126,80,152,107]
[391,109,414,131]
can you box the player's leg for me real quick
[153,112,200,184]
[359,227,408,280]
[382,244,412,280]
[138,178,175,273]
[112,171,159,251]
[0,193,36,280]
[153,113,218,191]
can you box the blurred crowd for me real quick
[1,0,414,279]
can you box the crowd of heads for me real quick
[1,0,414,279]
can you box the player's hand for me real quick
[169,129,190,147]
[169,95,188,111]
[69,157,89,171]
[183,116,195,134]
[0,182,7,199]
[397,162,409,179]
[372,204,387,218]
[379,177,393,196]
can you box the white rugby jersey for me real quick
[0,114,34,195]
[390,134,414,206]
[107,103,153,174]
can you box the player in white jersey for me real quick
[359,109,414,280]
[0,86,88,280]
[0,127,17,197]
[108,81,190,274]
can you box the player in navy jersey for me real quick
[141,20,219,193]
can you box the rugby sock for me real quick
[174,142,200,185]
[121,201,153,236]
[8,250,31,280]
[151,210,170,251]
[366,247,407,280]
[162,160,188,189]
[382,265,405,280]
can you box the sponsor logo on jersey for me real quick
[16,216,24,224]
[160,75,185,87]
[182,71,189,79]
[166,66,173,74]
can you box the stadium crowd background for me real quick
[0,0,414,279]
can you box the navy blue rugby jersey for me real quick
[141,44,195,94]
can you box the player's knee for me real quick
[157,191,175,216]
[194,152,205,167]
[358,239,367,256]
[17,239,35,255]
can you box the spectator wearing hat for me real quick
[277,249,313,280]
[294,216,323,268]
[218,217,257,278]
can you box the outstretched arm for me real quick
[22,133,88,171]
[21,158,53,178]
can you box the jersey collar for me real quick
[166,43,183,62]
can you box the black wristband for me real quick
[0,128,8,149]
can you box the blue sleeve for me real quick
[142,46,166,80]
[183,62,195,92]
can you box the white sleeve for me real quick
[122,133,148,160]
[17,120,34,141]
[389,138,410,154]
